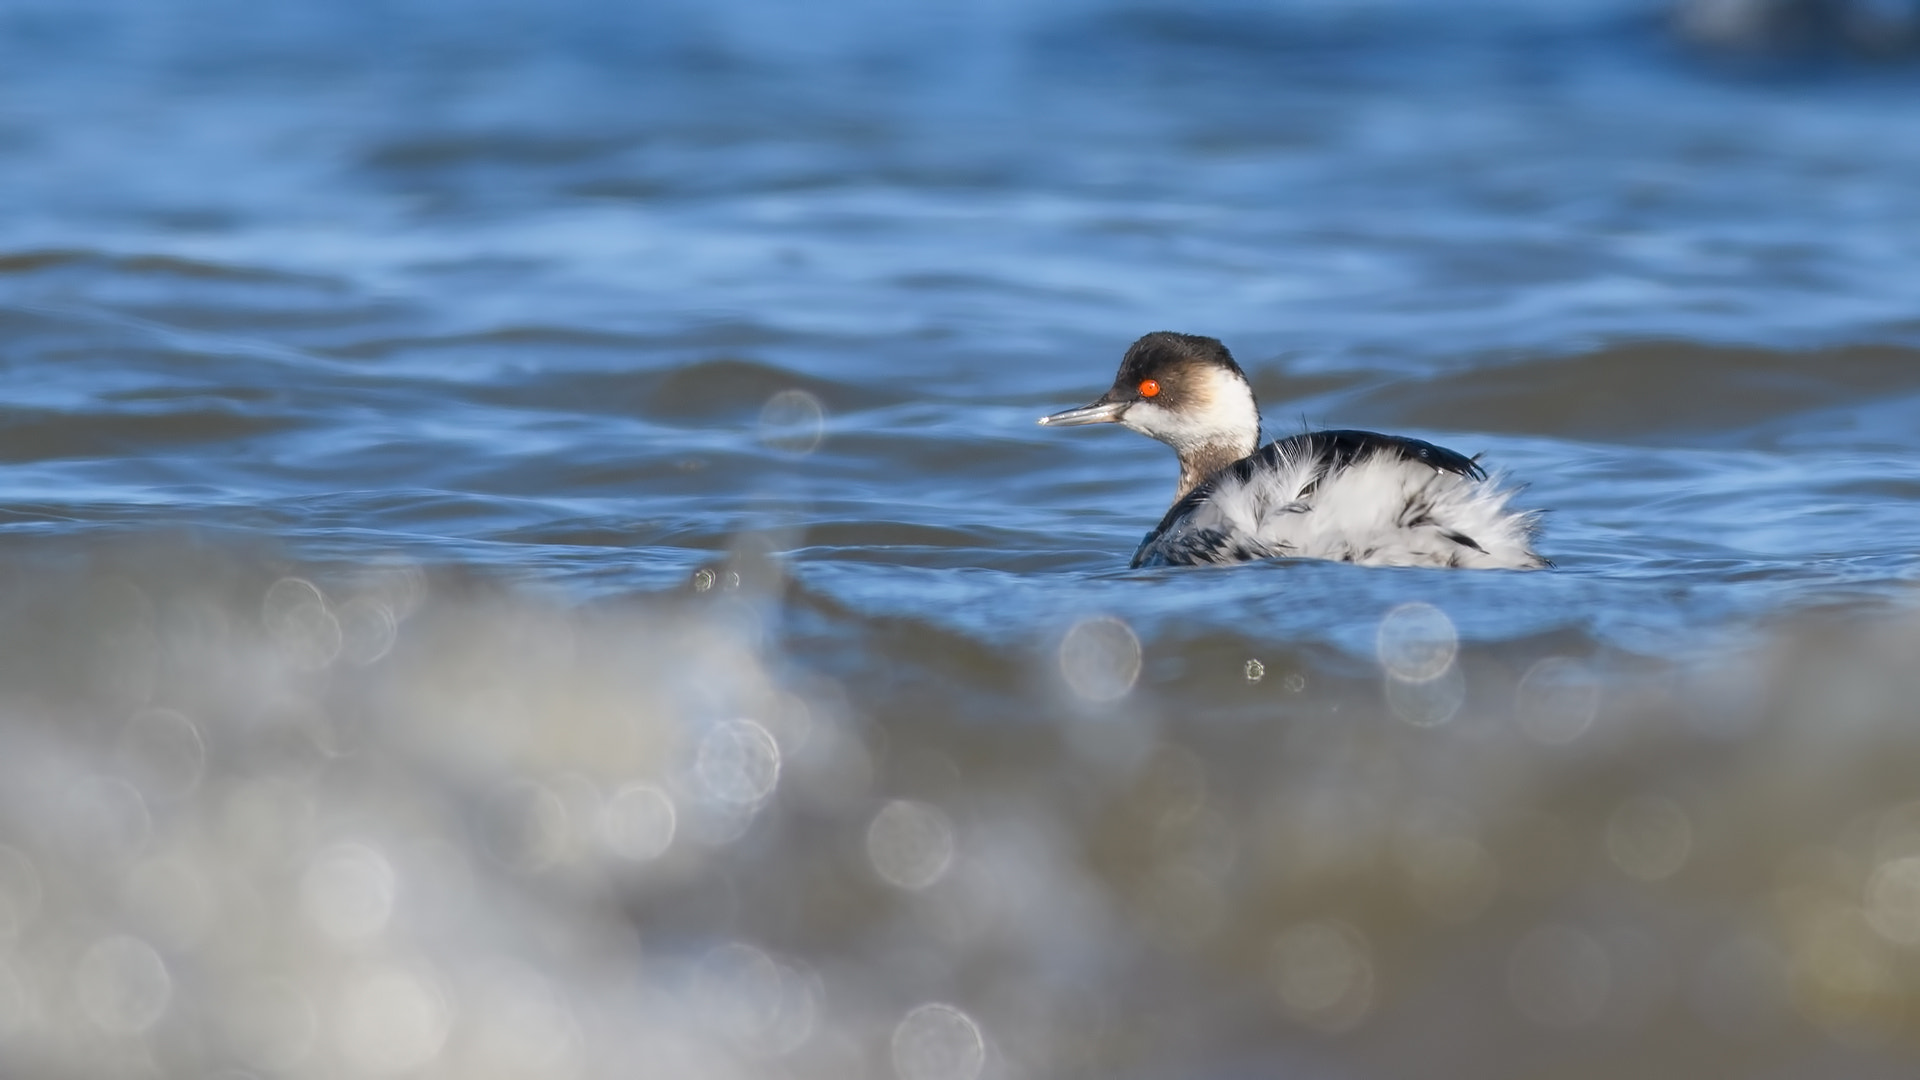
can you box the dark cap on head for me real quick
[1110,332,1247,406]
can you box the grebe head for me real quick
[1039,332,1262,498]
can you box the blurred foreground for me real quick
[0,537,1916,1078]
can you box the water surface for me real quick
[3,2,1920,1077]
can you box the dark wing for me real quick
[1129,429,1486,568]
[1303,429,1485,482]
[1131,525,1274,568]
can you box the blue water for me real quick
[4,2,1920,1077]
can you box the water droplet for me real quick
[692,568,716,593]
[1244,659,1265,683]
[891,1002,985,1080]
[1059,616,1142,703]
[75,935,171,1035]
[1376,602,1457,683]
[867,800,957,891]
[601,783,677,863]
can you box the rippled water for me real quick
[5,1,1920,1077]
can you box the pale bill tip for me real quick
[1039,401,1127,427]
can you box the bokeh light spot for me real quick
[63,775,152,867]
[759,388,827,455]
[0,961,28,1042]
[335,965,452,1075]
[1270,920,1374,1032]
[116,707,205,802]
[692,942,820,1055]
[335,596,399,666]
[263,577,343,670]
[1864,855,1920,946]
[0,846,42,941]
[1376,603,1457,683]
[124,856,214,952]
[1398,833,1499,923]
[469,965,578,1071]
[694,719,783,809]
[1687,936,1789,1036]
[601,783,677,863]
[1059,616,1142,703]
[1791,906,1903,1039]
[1384,661,1465,728]
[891,1002,985,1080]
[866,799,957,891]
[1606,795,1693,881]
[479,780,572,872]
[224,979,317,1072]
[300,843,396,943]
[75,934,171,1035]
[1508,925,1610,1028]
[1516,657,1600,744]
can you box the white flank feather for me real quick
[1141,447,1544,570]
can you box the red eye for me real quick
[1138,379,1160,398]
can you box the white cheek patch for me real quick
[1120,366,1259,455]
[1122,401,1208,449]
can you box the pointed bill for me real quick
[1038,398,1128,427]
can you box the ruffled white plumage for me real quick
[1133,441,1543,570]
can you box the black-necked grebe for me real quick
[1040,332,1546,570]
